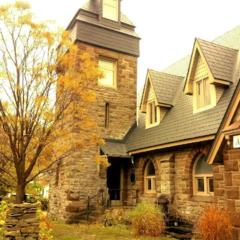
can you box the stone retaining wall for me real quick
[5,203,39,240]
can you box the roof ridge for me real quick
[197,38,239,51]
[149,69,185,78]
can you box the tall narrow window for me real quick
[196,77,211,109]
[144,161,156,193]
[147,101,158,126]
[105,103,110,128]
[98,58,117,88]
[193,154,214,196]
[102,0,119,21]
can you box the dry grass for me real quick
[128,202,165,237]
[52,223,174,240]
[195,206,233,240]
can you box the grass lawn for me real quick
[52,223,176,240]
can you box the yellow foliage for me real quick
[14,1,31,10]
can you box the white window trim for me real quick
[98,58,117,89]
[144,161,156,194]
[145,100,160,129]
[193,77,217,114]
[193,156,214,197]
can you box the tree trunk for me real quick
[15,183,25,204]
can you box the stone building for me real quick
[49,0,240,238]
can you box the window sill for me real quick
[145,122,160,129]
[191,195,214,203]
[193,104,215,114]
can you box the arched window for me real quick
[144,161,156,193]
[193,154,214,196]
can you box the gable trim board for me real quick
[207,79,240,164]
[184,38,238,95]
[128,135,215,155]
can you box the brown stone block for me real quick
[215,188,225,197]
[225,172,233,186]
[227,187,239,199]
[227,200,236,212]
[225,160,239,171]
[215,173,224,181]
[230,212,240,227]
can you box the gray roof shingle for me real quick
[101,140,130,158]
[149,70,184,106]
[126,26,240,153]
[197,39,238,82]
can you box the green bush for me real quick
[128,201,165,237]
[0,201,8,238]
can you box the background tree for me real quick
[0,1,104,203]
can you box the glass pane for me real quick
[208,177,214,193]
[149,103,153,124]
[103,0,118,21]
[197,178,204,192]
[98,60,115,87]
[195,155,212,174]
[203,78,211,105]
[148,179,152,190]
[147,162,155,176]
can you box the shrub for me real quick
[195,206,232,240]
[39,210,53,240]
[103,208,130,226]
[0,201,8,238]
[128,201,165,237]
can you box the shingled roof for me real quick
[149,70,184,106]
[126,26,240,153]
[197,38,238,82]
[101,140,130,158]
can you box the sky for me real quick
[2,0,240,90]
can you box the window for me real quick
[105,102,110,128]
[144,161,156,193]
[98,58,117,88]
[193,154,214,196]
[196,77,211,109]
[102,0,119,21]
[147,101,158,127]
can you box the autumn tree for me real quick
[0,1,103,203]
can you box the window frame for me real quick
[144,161,156,194]
[98,58,117,89]
[193,155,214,196]
[195,77,211,110]
[102,0,119,22]
[146,101,159,128]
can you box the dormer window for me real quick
[146,101,160,128]
[102,0,119,22]
[195,77,211,109]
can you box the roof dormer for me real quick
[102,0,120,22]
[184,39,238,113]
[140,70,183,129]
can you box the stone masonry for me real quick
[48,42,137,223]
[5,203,39,240]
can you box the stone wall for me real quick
[5,203,39,240]
[133,144,214,222]
[49,42,137,222]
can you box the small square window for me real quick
[98,59,117,88]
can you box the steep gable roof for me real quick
[149,70,184,106]
[126,26,240,154]
[184,38,238,94]
[140,70,183,111]
[198,39,238,82]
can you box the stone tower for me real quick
[49,0,140,223]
